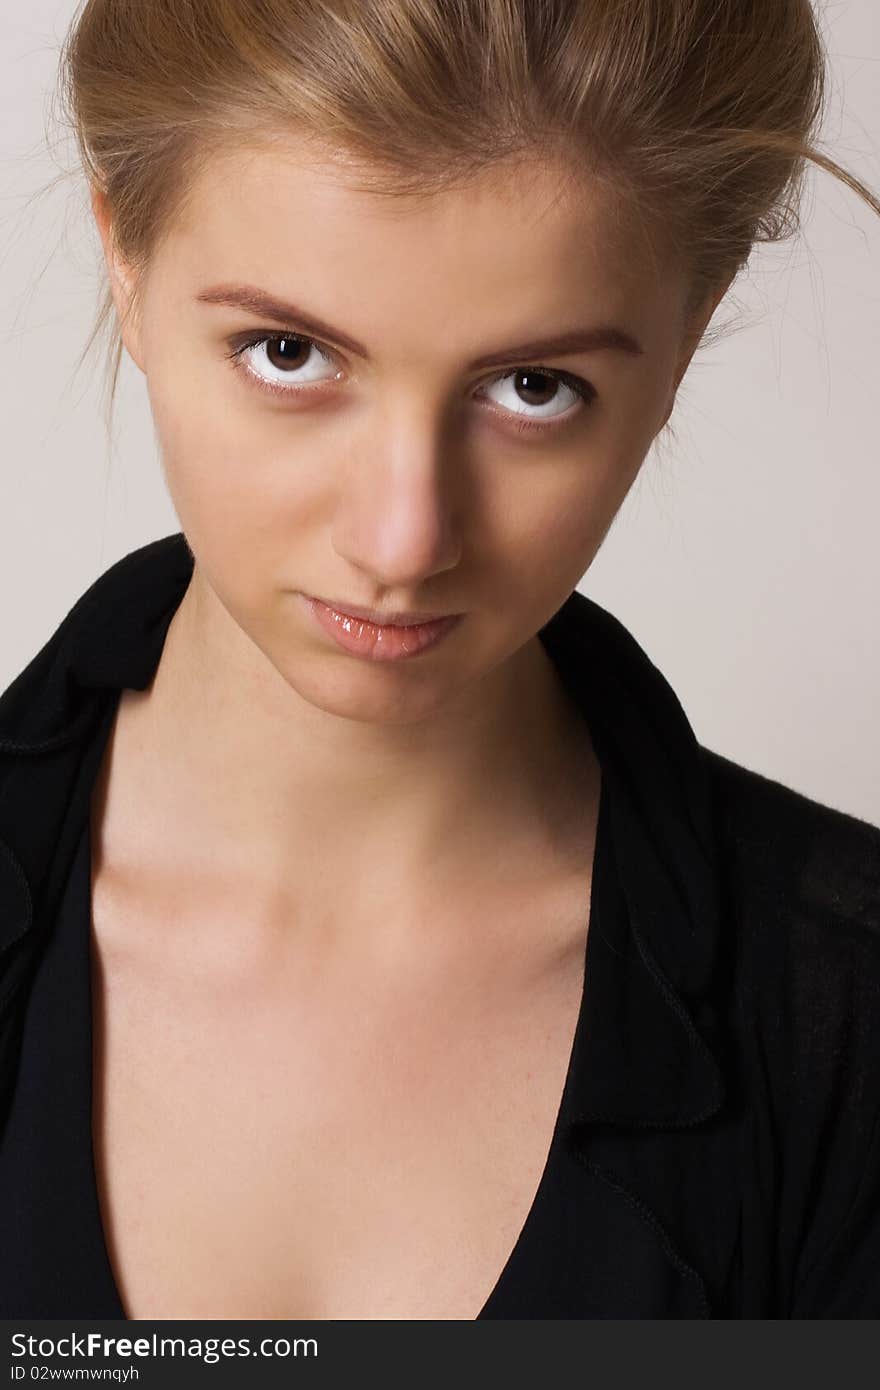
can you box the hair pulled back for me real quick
[53,0,880,420]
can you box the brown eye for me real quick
[264,336,312,372]
[514,369,566,406]
[227,331,340,396]
[481,366,596,430]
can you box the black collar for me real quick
[0,531,726,1133]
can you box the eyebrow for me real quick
[194,284,645,366]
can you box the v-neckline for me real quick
[84,777,607,1322]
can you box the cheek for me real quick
[145,369,321,575]
[497,436,646,590]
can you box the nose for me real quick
[331,400,464,588]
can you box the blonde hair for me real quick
[51,0,880,429]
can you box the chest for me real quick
[88,879,591,1320]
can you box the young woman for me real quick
[0,0,878,1320]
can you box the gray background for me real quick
[2,0,878,826]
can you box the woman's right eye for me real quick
[225,332,341,399]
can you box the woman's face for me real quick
[95,142,721,726]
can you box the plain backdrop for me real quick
[1,0,878,827]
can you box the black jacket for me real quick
[1,532,879,1318]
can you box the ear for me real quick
[658,274,735,433]
[90,186,146,372]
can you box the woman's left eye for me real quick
[478,367,596,434]
[225,331,597,433]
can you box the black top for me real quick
[0,815,125,1318]
[1,532,879,1318]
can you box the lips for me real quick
[311,598,455,626]
[301,595,463,662]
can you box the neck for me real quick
[92,567,600,929]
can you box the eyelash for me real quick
[224,330,597,435]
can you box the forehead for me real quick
[156,139,682,338]
[147,140,686,364]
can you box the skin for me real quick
[89,141,728,961]
[85,140,733,1318]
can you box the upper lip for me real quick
[307,595,458,626]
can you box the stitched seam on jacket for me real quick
[574,1153,712,1317]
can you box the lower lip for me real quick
[301,596,463,662]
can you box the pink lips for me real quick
[301,595,463,661]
